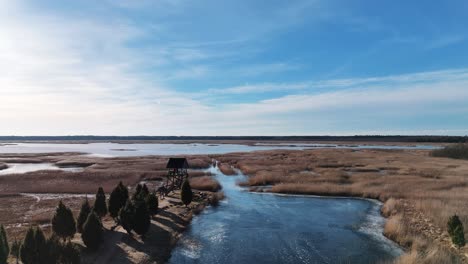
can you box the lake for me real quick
[168,166,402,264]
[0,142,439,157]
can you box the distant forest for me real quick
[0,135,466,143]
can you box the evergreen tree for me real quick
[108,182,129,221]
[76,198,91,233]
[141,184,149,199]
[20,226,47,264]
[20,227,47,264]
[132,184,143,201]
[81,212,102,251]
[44,235,61,264]
[93,187,107,218]
[448,214,466,248]
[0,225,8,264]
[119,181,129,203]
[133,200,150,238]
[181,179,193,207]
[146,192,159,216]
[119,200,135,234]
[448,215,463,237]
[61,241,80,264]
[453,225,466,248]
[52,201,76,241]
[20,227,35,264]
[33,227,48,264]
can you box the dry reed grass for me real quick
[189,176,222,192]
[214,148,468,263]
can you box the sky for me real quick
[0,0,467,136]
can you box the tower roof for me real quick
[166,158,189,169]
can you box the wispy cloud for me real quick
[0,0,467,136]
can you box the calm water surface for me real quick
[0,142,439,157]
[0,163,83,175]
[169,166,402,264]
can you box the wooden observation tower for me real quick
[157,158,189,198]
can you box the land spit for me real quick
[0,145,467,263]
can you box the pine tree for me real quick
[77,198,91,233]
[119,181,129,203]
[448,215,463,237]
[0,225,8,264]
[81,212,103,251]
[453,225,466,248]
[132,184,143,201]
[44,235,61,264]
[20,227,35,264]
[133,200,150,238]
[119,200,135,234]
[141,184,149,199]
[93,187,107,218]
[146,192,159,216]
[108,182,129,221]
[20,226,47,264]
[33,227,48,264]
[52,201,77,241]
[181,179,193,207]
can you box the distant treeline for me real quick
[0,135,466,143]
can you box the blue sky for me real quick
[0,0,467,135]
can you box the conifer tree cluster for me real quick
[448,215,466,248]
[108,181,129,222]
[118,183,152,238]
[19,226,80,264]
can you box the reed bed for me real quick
[214,148,468,262]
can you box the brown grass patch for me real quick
[189,176,222,192]
[218,163,236,175]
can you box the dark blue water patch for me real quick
[168,167,402,264]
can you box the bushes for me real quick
[81,212,103,251]
[93,187,107,218]
[0,225,8,264]
[448,215,465,248]
[181,180,193,207]
[432,143,468,160]
[76,198,91,233]
[52,201,76,241]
